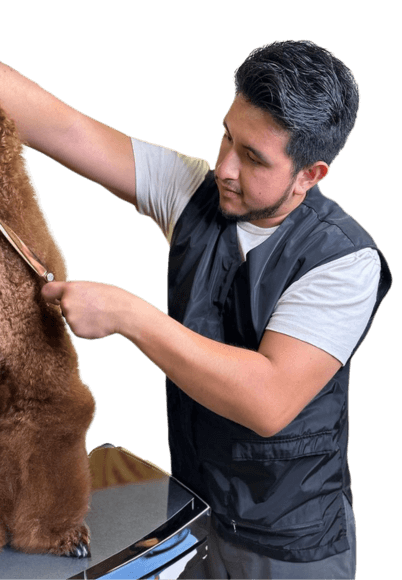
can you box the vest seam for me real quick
[302,198,360,249]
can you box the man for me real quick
[0,41,391,579]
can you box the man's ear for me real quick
[294,161,329,195]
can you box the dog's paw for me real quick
[52,524,91,558]
[65,541,91,559]
[11,522,91,558]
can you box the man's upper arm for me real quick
[257,330,342,436]
[48,113,138,206]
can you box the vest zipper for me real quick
[231,520,237,533]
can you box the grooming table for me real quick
[0,445,210,579]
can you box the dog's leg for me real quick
[10,430,93,558]
[0,520,7,552]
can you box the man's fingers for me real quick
[41,281,67,304]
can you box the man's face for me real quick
[215,94,305,228]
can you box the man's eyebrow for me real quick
[222,120,272,166]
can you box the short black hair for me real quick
[235,40,359,175]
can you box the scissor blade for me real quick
[0,219,54,282]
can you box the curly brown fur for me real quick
[0,107,95,557]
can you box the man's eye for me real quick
[247,153,260,165]
[223,131,232,142]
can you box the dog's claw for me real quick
[65,542,91,558]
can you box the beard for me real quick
[217,177,295,223]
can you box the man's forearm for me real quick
[0,63,136,203]
[115,291,279,436]
[42,280,277,436]
[42,280,341,438]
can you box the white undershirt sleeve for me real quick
[132,137,210,241]
[266,248,381,365]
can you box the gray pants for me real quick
[183,494,356,579]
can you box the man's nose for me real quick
[216,147,240,181]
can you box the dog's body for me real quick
[0,107,95,557]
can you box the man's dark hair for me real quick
[235,40,359,175]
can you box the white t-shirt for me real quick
[132,137,381,365]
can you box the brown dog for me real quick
[0,106,95,557]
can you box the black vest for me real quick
[167,171,391,562]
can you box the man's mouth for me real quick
[221,189,241,202]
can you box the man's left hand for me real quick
[41,280,129,339]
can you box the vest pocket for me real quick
[228,431,341,539]
[228,517,325,537]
